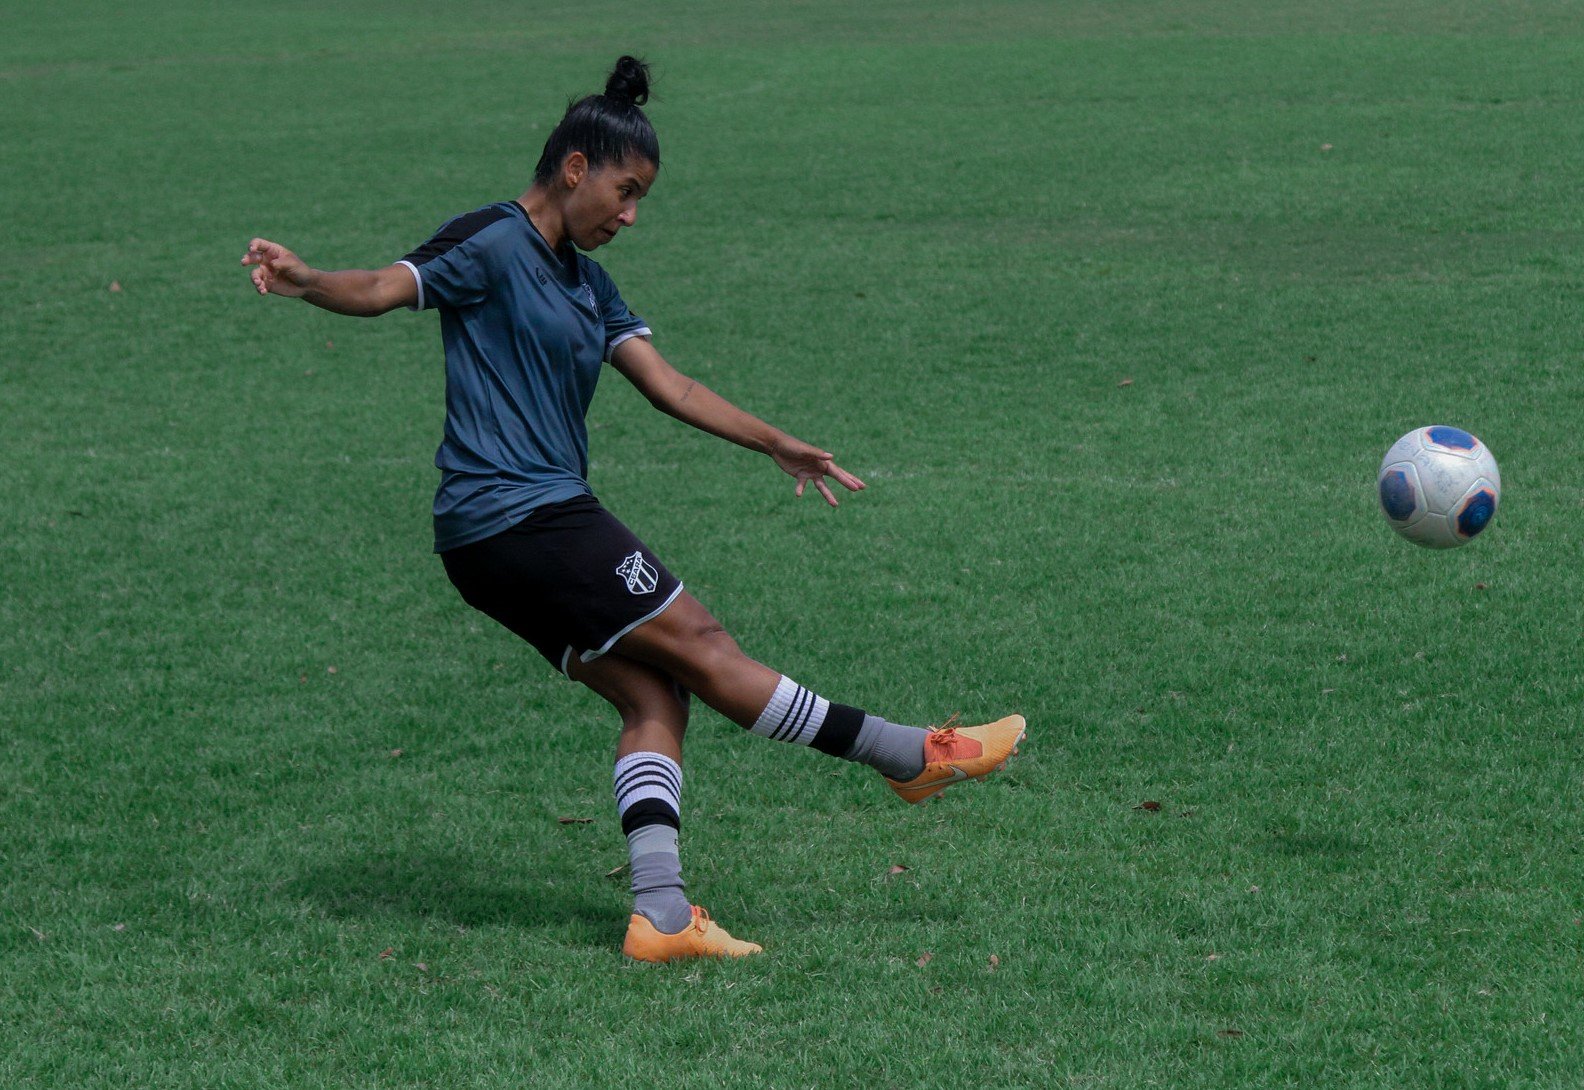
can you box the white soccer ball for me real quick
[1377,426,1501,549]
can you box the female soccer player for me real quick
[242,56,1025,963]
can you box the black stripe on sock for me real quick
[810,702,866,757]
[775,688,810,742]
[789,688,817,742]
[615,755,680,788]
[614,778,681,811]
[620,797,681,836]
[615,761,681,800]
[616,755,679,781]
[765,690,792,740]
[767,685,807,742]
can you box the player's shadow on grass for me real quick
[284,852,616,942]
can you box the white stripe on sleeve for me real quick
[397,259,424,311]
[604,327,652,361]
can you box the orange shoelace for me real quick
[923,716,985,760]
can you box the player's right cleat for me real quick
[622,905,764,963]
[885,714,1026,804]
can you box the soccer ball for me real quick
[1377,426,1501,549]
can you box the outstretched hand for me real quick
[241,238,313,298]
[771,437,867,507]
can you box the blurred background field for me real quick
[3,2,1582,1086]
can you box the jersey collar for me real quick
[509,199,580,279]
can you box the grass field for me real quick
[5,2,1584,1086]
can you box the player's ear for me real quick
[562,151,589,189]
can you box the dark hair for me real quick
[533,56,659,184]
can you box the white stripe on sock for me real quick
[613,752,683,817]
[749,675,830,747]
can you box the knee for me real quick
[669,621,743,688]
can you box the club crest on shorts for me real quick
[616,551,659,595]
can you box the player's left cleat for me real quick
[622,905,764,963]
[885,714,1026,805]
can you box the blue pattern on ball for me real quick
[1456,489,1497,538]
[1379,468,1418,521]
[1426,426,1477,451]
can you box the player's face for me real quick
[567,156,656,251]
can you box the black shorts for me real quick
[440,495,683,675]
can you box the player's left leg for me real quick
[568,650,762,962]
[613,592,1025,803]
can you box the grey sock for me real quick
[627,825,691,935]
[844,714,929,780]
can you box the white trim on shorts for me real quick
[574,581,686,667]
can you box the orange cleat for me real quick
[885,714,1027,804]
[622,905,764,963]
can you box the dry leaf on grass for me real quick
[916,951,934,968]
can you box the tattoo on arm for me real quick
[679,379,697,404]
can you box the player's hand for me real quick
[241,238,314,298]
[770,437,867,507]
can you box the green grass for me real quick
[5,2,1584,1086]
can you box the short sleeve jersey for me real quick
[397,200,651,552]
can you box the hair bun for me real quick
[604,55,651,107]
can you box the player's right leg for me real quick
[612,592,1026,804]
[568,651,762,962]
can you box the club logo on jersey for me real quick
[581,281,597,310]
[616,551,659,595]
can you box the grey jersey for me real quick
[399,200,650,551]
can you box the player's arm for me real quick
[610,335,865,506]
[241,238,416,317]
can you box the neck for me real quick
[517,186,567,251]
